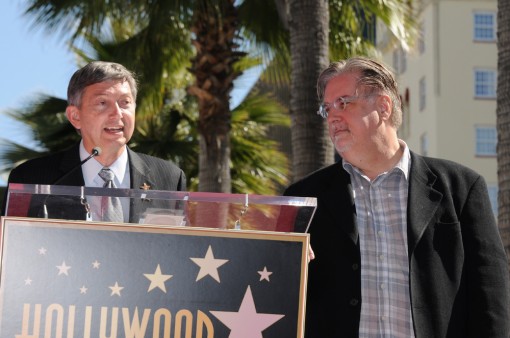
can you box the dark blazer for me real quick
[2,143,186,222]
[284,151,510,338]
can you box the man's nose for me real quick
[111,102,123,116]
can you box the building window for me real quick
[474,69,497,98]
[419,21,425,54]
[475,126,497,156]
[393,46,407,75]
[487,184,498,217]
[474,12,496,42]
[420,133,428,156]
[419,77,426,111]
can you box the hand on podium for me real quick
[308,244,315,262]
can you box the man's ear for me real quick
[66,106,81,129]
[377,95,392,120]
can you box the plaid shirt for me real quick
[343,143,415,338]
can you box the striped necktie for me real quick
[98,168,123,222]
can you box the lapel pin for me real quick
[140,183,151,201]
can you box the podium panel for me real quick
[4,184,317,233]
[0,217,309,337]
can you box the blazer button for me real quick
[352,263,359,270]
[350,298,359,306]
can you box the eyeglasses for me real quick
[317,95,373,119]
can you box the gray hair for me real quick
[317,56,402,128]
[67,61,138,107]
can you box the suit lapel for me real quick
[127,148,155,222]
[314,154,442,255]
[128,149,155,190]
[322,154,443,249]
[320,162,359,244]
[407,153,443,254]
[57,144,86,186]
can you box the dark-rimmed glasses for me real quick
[317,95,374,119]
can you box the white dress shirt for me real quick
[79,141,130,222]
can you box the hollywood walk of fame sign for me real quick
[0,217,309,338]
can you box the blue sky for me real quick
[0,1,258,185]
[0,1,76,183]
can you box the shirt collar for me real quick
[80,141,129,187]
[397,140,411,180]
[342,139,411,180]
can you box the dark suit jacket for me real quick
[1,143,186,223]
[284,151,510,338]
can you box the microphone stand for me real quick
[50,147,102,185]
[42,147,102,219]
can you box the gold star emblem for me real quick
[140,182,152,202]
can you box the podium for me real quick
[1,183,316,338]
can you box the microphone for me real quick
[51,146,102,185]
[43,146,102,218]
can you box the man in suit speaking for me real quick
[1,61,186,222]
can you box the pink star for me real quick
[258,266,273,282]
[210,286,284,338]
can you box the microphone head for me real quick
[92,147,102,156]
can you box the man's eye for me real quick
[334,98,345,110]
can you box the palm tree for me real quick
[187,0,245,192]
[271,0,416,181]
[16,0,415,191]
[497,0,510,271]
[287,0,333,180]
[0,17,290,196]
[230,89,290,194]
[21,0,284,193]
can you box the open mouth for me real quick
[104,127,123,133]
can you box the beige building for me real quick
[378,0,498,214]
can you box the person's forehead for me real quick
[324,72,358,98]
[83,80,133,97]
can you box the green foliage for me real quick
[1,0,416,194]
[0,95,78,174]
[329,0,417,59]
[231,89,290,194]
[8,96,78,151]
[0,83,289,195]
[131,96,199,186]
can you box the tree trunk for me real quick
[497,0,510,271]
[288,0,333,182]
[188,0,245,193]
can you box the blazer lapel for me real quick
[128,149,155,190]
[127,148,155,222]
[320,162,359,244]
[57,144,86,186]
[407,153,443,254]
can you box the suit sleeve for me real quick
[463,176,510,337]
